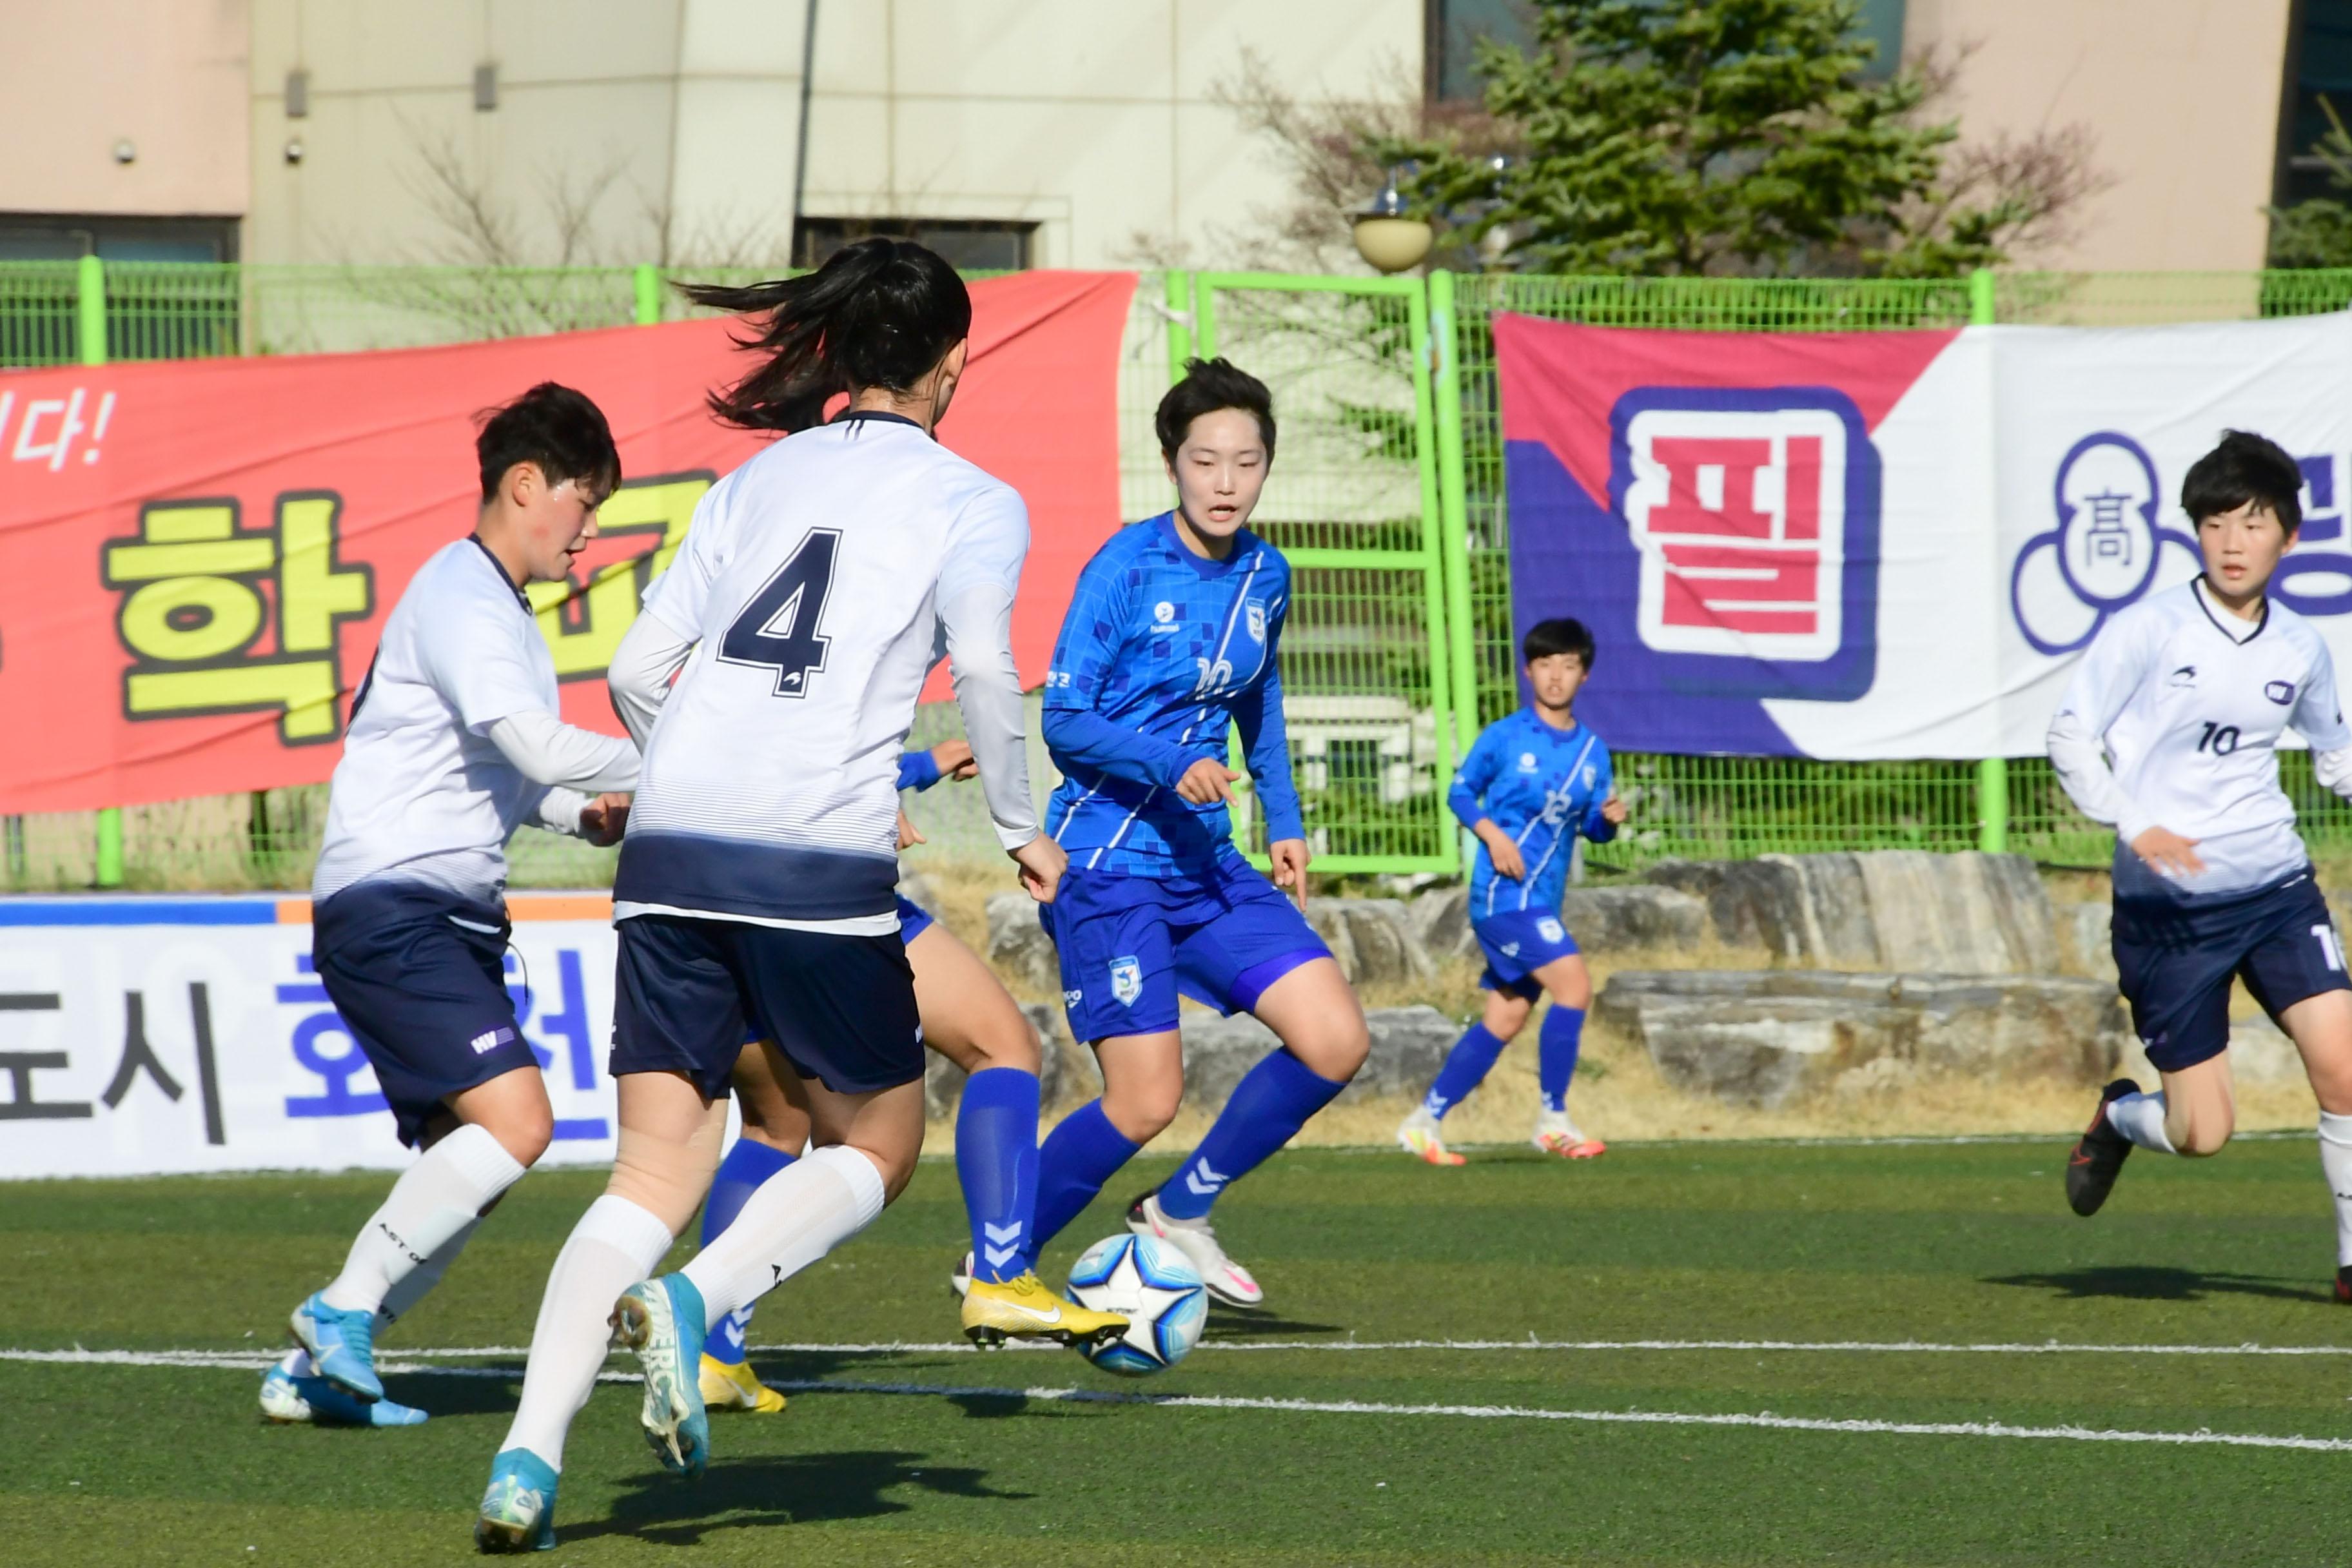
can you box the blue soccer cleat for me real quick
[474,1447,559,1553]
[259,1364,426,1427]
[288,1291,382,1402]
[610,1274,709,1478]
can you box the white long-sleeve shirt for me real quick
[605,411,1035,934]
[2046,577,2352,903]
[313,538,640,903]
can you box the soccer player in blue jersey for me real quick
[695,740,1052,1416]
[1398,618,1626,1166]
[1017,357,1370,1311]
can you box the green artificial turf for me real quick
[5,1140,2351,1566]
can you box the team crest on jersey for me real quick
[2268,680,2297,706]
[1109,957,1142,1006]
[1245,600,1268,642]
[1518,751,1538,771]
[1153,600,1176,625]
[1582,765,1597,789]
[1537,917,1566,944]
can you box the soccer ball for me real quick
[1066,1233,1208,1376]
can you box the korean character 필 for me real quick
[103,493,374,743]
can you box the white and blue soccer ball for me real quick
[1066,1233,1208,1376]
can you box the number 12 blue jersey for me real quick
[1043,512,1304,878]
[1450,708,1616,920]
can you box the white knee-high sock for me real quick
[2318,1113,2352,1267]
[320,1124,525,1314]
[2106,1091,2176,1154]
[499,1195,674,1472]
[283,1219,482,1378]
[679,1145,887,1328]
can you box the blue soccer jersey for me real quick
[1450,708,1617,919]
[1043,512,1305,877]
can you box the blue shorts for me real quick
[1472,909,1582,1001]
[311,880,537,1148]
[740,897,935,1048]
[1039,858,1329,1042]
[2112,868,2349,1073]
[615,914,922,1098]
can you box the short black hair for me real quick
[1524,617,1594,670]
[1157,357,1276,464]
[475,382,622,503]
[2181,429,2302,533]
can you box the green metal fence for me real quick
[9,258,2352,889]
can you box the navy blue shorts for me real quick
[615,913,923,1098]
[1471,909,1582,1001]
[2112,869,2349,1073]
[311,881,536,1149]
[1039,858,1329,1042]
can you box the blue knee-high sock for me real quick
[1159,1048,1347,1221]
[1422,1023,1508,1121]
[957,1067,1041,1284]
[1031,1099,1142,1254]
[700,1135,796,1364]
[1538,1006,1585,1115]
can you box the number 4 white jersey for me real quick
[2049,578,2352,903]
[614,411,1031,932]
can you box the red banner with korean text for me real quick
[0,270,1137,812]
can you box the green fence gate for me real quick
[1182,271,1460,875]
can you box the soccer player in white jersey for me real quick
[475,240,1117,1553]
[265,384,640,1429]
[2053,430,2352,1295]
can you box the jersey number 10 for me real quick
[2195,722,2242,756]
[720,529,840,698]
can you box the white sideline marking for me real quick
[16,1348,2347,1455]
[16,1335,2352,1367]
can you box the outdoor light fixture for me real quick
[1352,166,1432,275]
[284,139,306,166]
[112,139,137,165]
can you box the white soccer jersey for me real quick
[612,412,1032,933]
[2048,578,2352,902]
[313,540,586,903]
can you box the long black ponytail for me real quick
[678,237,973,433]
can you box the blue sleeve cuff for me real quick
[897,750,943,792]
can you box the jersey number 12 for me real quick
[721,529,839,698]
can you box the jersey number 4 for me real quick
[720,529,839,698]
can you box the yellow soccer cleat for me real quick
[699,1353,787,1415]
[961,1270,1128,1352]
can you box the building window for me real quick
[2280,0,2352,204]
[0,215,238,264]
[794,217,1034,273]
[1425,0,1906,101]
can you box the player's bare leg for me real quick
[2281,990,2352,1298]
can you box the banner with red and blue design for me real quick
[1494,309,2352,758]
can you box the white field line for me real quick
[10,1348,2351,1455]
[16,1335,2352,1367]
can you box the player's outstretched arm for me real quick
[485,709,638,793]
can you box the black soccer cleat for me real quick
[2065,1078,2141,1218]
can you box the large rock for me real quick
[1308,899,1436,986]
[1594,968,2130,1109]
[985,891,1061,994]
[1177,1004,1462,1106]
[1406,882,1704,959]
[2059,900,2117,983]
[925,1002,1085,1120]
[1644,852,2059,975]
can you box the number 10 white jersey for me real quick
[615,413,1029,932]
[2050,578,2351,903]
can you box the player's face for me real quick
[2196,500,2293,604]
[1525,651,1587,712]
[517,471,604,583]
[1166,409,1269,544]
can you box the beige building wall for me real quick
[1904,0,2292,273]
[243,0,1424,270]
[0,0,250,219]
